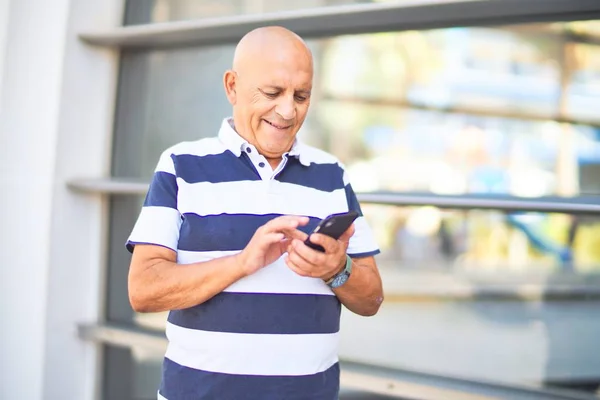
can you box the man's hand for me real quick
[285,224,355,281]
[237,215,309,276]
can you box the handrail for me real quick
[77,0,600,48]
[322,94,600,128]
[78,323,597,400]
[67,178,600,215]
[358,192,600,215]
[68,178,148,195]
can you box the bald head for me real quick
[232,26,313,72]
[223,27,314,166]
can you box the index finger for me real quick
[264,215,309,234]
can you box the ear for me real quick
[223,70,237,105]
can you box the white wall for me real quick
[0,0,11,111]
[0,0,123,399]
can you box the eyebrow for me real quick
[262,86,312,94]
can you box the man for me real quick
[126,26,384,400]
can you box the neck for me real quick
[265,156,283,170]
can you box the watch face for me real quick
[331,272,349,288]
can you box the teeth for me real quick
[266,120,286,129]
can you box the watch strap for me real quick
[325,255,352,286]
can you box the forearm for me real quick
[129,253,246,312]
[333,258,383,316]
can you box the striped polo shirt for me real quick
[126,118,380,400]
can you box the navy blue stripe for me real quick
[173,153,260,184]
[168,292,340,334]
[178,213,321,252]
[125,241,176,254]
[143,171,178,208]
[277,158,345,192]
[160,358,340,400]
[173,153,344,191]
[344,184,363,216]
[348,249,381,258]
[240,152,262,177]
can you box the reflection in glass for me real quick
[306,101,600,197]
[300,25,600,198]
[566,42,600,122]
[364,205,600,274]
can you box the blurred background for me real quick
[2,0,600,399]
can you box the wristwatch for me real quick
[325,255,353,289]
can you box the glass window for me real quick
[102,345,164,400]
[111,45,236,179]
[112,25,600,195]
[339,285,600,391]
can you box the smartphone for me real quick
[304,210,359,252]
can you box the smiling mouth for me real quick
[264,120,291,130]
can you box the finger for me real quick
[290,239,324,266]
[278,238,291,254]
[287,249,316,275]
[307,233,341,254]
[283,228,308,242]
[285,255,311,277]
[264,216,309,234]
[338,223,356,243]
[258,232,285,248]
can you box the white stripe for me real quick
[155,150,176,174]
[168,137,227,157]
[296,143,341,166]
[342,169,351,186]
[156,138,229,173]
[165,322,339,376]
[348,216,379,256]
[177,249,240,264]
[177,250,334,295]
[128,206,181,251]
[157,392,167,400]
[177,180,347,218]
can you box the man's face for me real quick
[227,46,313,159]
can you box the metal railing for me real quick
[78,323,599,400]
[67,178,600,215]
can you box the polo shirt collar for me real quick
[218,117,309,166]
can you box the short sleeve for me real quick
[343,170,380,258]
[126,149,182,253]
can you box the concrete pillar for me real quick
[0,1,123,399]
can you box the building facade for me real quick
[1,1,600,399]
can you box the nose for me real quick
[275,94,296,121]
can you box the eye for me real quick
[294,95,308,102]
[263,92,278,99]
